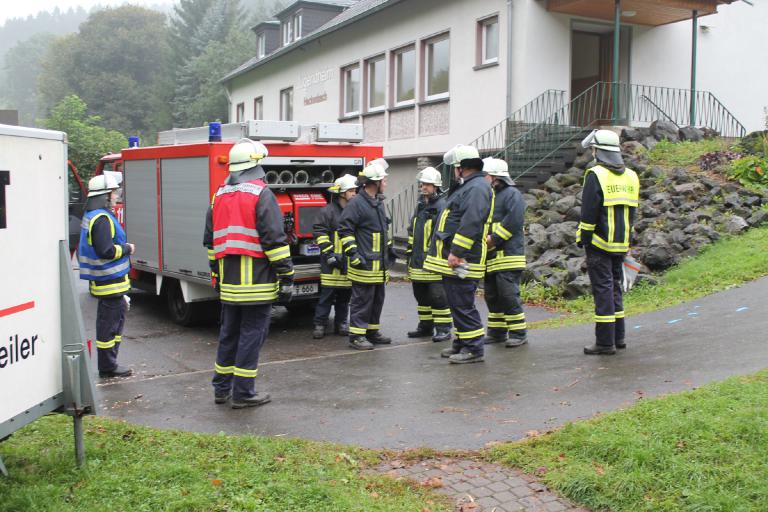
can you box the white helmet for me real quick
[359,158,389,181]
[483,157,514,185]
[417,166,442,187]
[229,138,269,172]
[330,174,358,193]
[581,129,621,152]
[87,174,120,198]
[443,144,480,167]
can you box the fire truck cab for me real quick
[95,121,382,325]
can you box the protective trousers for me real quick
[313,286,352,327]
[213,303,271,400]
[585,246,625,347]
[96,296,127,373]
[411,282,452,329]
[443,276,484,355]
[484,270,527,341]
[348,283,385,336]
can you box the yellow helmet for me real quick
[229,138,269,172]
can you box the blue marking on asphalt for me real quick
[633,325,642,329]
[687,312,699,316]
[736,307,749,312]
[668,319,683,324]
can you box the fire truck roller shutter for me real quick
[278,170,294,184]
[123,158,159,270]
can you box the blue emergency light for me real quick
[128,136,140,148]
[209,122,222,142]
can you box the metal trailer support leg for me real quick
[0,454,8,477]
[73,416,85,469]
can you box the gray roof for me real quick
[274,0,358,19]
[222,0,403,83]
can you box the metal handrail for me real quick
[640,95,679,129]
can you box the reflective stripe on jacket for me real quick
[486,183,526,273]
[314,200,351,288]
[78,209,131,297]
[338,191,392,285]
[212,180,266,258]
[407,194,445,282]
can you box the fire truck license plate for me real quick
[294,283,319,296]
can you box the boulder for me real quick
[641,136,659,150]
[679,126,705,142]
[564,206,582,222]
[564,275,592,299]
[558,174,580,187]
[642,243,679,271]
[747,209,768,227]
[621,141,646,157]
[722,215,748,234]
[650,120,680,142]
[723,193,742,208]
[649,192,671,204]
[554,195,577,214]
[742,196,761,207]
[522,193,538,209]
[673,182,705,196]
[565,256,586,281]
[544,271,568,289]
[573,151,594,169]
[534,249,568,269]
[537,210,565,227]
[546,222,577,248]
[542,176,562,193]
[701,127,720,139]
[527,223,548,245]
[566,166,585,177]
[670,168,692,184]
[683,223,720,241]
[621,127,646,142]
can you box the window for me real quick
[425,35,450,99]
[282,12,301,45]
[394,46,415,106]
[257,33,266,59]
[293,12,302,40]
[236,102,245,122]
[282,20,293,45]
[254,97,263,120]
[280,88,293,121]
[479,16,499,65]
[342,64,360,116]
[366,55,386,111]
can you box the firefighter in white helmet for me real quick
[78,173,135,378]
[577,129,640,355]
[405,167,452,342]
[338,158,395,350]
[424,145,494,364]
[203,139,294,408]
[482,157,528,347]
[311,174,358,339]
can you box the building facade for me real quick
[223,0,767,195]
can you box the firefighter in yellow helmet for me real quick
[203,139,294,408]
[311,174,358,339]
[576,130,639,355]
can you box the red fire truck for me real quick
[80,121,382,325]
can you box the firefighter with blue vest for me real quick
[576,130,640,355]
[78,174,134,379]
[339,158,395,350]
[406,167,452,343]
[311,174,358,339]
[203,139,294,408]
[424,145,493,364]
[482,157,528,347]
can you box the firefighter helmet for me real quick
[417,166,443,187]
[443,145,480,167]
[359,158,389,181]
[581,129,621,152]
[229,139,269,172]
[330,174,358,193]
[483,157,513,185]
[87,174,120,197]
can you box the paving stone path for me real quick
[375,458,589,512]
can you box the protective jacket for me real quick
[486,182,526,274]
[313,199,350,288]
[577,163,639,254]
[338,190,393,285]
[407,194,445,282]
[424,173,493,280]
[78,203,132,298]
[204,167,294,305]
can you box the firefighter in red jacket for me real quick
[203,139,294,408]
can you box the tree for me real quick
[0,33,55,125]
[41,95,127,180]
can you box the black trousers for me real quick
[585,246,626,347]
[443,277,484,355]
[348,283,386,337]
[411,281,452,327]
[313,286,352,327]
[213,303,271,400]
[96,296,127,373]
[484,270,527,340]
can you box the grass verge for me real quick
[0,415,448,512]
[648,138,734,168]
[529,224,768,329]
[486,369,768,511]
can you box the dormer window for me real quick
[282,11,302,45]
[282,19,293,45]
[257,33,266,59]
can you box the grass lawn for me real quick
[487,369,768,511]
[527,224,768,329]
[0,415,448,512]
[648,138,734,168]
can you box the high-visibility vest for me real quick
[212,179,267,259]
[78,209,130,282]
[585,165,640,253]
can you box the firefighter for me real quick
[203,139,294,408]
[406,167,452,343]
[576,130,640,355]
[424,145,493,364]
[482,158,528,347]
[78,174,134,379]
[311,174,358,339]
[339,158,395,350]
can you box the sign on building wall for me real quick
[300,68,335,106]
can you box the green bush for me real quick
[736,130,768,157]
[728,155,768,188]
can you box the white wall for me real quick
[229,0,508,159]
[632,1,768,132]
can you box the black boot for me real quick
[432,325,452,343]
[583,344,616,355]
[312,324,326,339]
[440,346,460,358]
[366,331,392,345]
[505,336,528,348]
[214,392,231,405]
[448,351,484,364]
[334,322,349,336]
[231,392,271,409]
[407,321,433,338]
[349,335,374,350]
[480,333,507,345]
[615,339,626,349]
[99,365,133,379]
